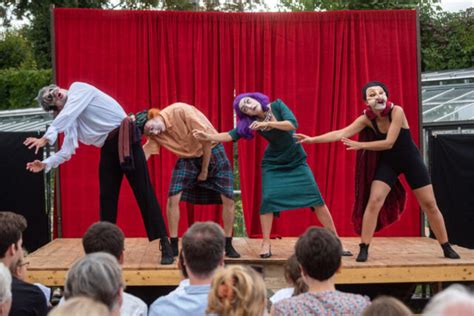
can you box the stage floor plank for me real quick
[26,237,474,288]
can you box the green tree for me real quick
[0,30,36,69]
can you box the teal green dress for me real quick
[229,99,324,215]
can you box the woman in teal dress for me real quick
[193,92,350,258]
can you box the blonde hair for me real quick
[49,296,109,316]
[362,295,411,316]
[206,265,267,316]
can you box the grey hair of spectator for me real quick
[423,284,474,316]
[64,252,124,312]
[49,296,110,316]
[0,263,12,315]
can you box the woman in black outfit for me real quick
[294,81,460,262]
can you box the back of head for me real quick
[284,254,307,296]
[207,265,267,316]
[64,252,124,312]
[0,263,12,308]
[49,296,110,316]
[182,222,225,278]
[0,212,27,259]
[82,222,124,260]
[295,227,342,281]
[423,284,474,316]
[362,296,411,316]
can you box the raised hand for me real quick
[192,129,209,141]
[249,121,268,130]
[294,133,313,144]
[26,160,46,173]
[24,137,48,154]
[341,137,363,151]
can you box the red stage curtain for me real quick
[232,11,420,237]
[54,10,235,237]
[54,9,420,238]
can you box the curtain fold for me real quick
[54,9,420,238]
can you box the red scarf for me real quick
[363,101,394,120]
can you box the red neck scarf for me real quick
[363,101,394,120]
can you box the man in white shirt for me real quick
[24,82,173,264]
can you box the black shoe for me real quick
[259,243,272,259]
[159,238,175,265]
[225,237,241,258]
[441,242,460,259]
[342,250,353,256]
[356,243,369,262]
[170,237,179,257]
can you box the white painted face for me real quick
[42,87,68,111]
[144,117,166,136]
[365,86,387,111]
[239,97,263,117]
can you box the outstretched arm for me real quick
[342,106,404,151]
[198,141,212,181]
[250,120,296,131]
[192,130,233,143]
[295,115,368,144]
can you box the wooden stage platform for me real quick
[26,237,474,290]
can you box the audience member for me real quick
[64,252,124,316]
[0,211,48,316]
[0,263,12,316]
[11,255,52,309]
[80,222,147,316]
[207,265,267,316]
[362,295,411,316]
[48,296,109,316]
[149,221,225,316]
[270,254,308,304]
[271,227,370,316]
[423,284,474,316]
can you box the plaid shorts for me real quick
[169,144,234,204]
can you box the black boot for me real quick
[170,237,179,257]
[441,242,460,259]
[160,238,174,265]
[225,237,241,258]
[356,243,369,262]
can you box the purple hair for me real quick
[233,92,271,139]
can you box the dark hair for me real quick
[0,212,27,258]
[82,222,124,261]
[363,295,412,316]
[295,227,342,281]
[284,254,308,296]
[182,222,225,278]
[233,92,271,139]
[362,81,389,101]
[178,250,189,279]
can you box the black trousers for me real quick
[99,133,167,240]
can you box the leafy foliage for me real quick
[0,68,52,110]
[0,30,36,69]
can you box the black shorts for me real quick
[373,151,431,190]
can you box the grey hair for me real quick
[423,284,474,316]
[36,84,58,111]
[0,262,12,305]
[64,252,124,312]
[49,296,110,316]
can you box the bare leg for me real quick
[260,212,273,256]
[313,204,352,255]
[221,195,235,237]
[412,185,448,243]
[360,181,392,244]
[167,193,182,238]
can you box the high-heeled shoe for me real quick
[259,243,272,258]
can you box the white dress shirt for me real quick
[42,82,127,172]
